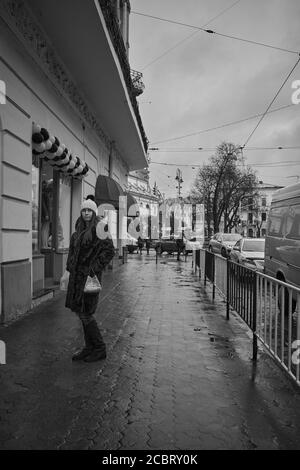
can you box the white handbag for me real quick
[60,270,70,291]
[84,270,102,294]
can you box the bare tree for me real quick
[190,142,258,234]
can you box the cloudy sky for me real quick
[129,0,300,198]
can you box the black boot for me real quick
[84,319,106,362]
[72,322,93,361]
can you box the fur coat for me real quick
[65,227,115,314]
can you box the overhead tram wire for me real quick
[132,11,299,56]
[242,56,300,149]
[150,160,300,168]
[149,146,300,152]
[150,103,295,145]
[141,0,243,71]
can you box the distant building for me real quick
[127,169,162,207]
[238,182,284,237]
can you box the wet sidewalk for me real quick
[1,251,300,450]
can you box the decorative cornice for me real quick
[0,0,111,151]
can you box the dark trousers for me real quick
[75,294,106,351]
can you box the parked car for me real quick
[230,237,265,271]
[155,239,180,255]
[264,182,300,312]
[209,232,242,257]
[150,239,159,249]
[184,237,203,254]
[125,233,138,253]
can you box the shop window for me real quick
[32,155,40,254]
[57,173,72,250]
[41,164,54,249]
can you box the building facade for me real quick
[126,169,162,239]
[239,182,283,237]
[0,0,148,323]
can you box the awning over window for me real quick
[95,174,125,209]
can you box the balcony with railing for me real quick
[99,0,148,153]
[130,69,145,97]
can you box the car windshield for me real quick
[243,240,265,252]
[222,234,241,241]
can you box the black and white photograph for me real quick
[0,0,300,455]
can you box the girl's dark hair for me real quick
[75,211,99,246]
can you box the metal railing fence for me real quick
[195,249,300,386]
[227,261,256,331]
[204,251,215,295]
[214,255,227,298]
[256,272,300,384]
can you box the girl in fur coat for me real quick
[66,199,115,362]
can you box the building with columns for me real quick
[0,0,148,323]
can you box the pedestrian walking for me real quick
[176,237,185,261]
[65,199,115,362]
[137,236,144,255]
[145,239,151,255]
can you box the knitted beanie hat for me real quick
[81,199,98,215]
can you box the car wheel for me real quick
[209,245,213,253]
[221,247,227,258]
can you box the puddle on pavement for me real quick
[207,333,236,359]
[175,283,192,287]
[208,333,229,341]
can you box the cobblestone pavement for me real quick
[1,251,300,450]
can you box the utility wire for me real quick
[151,103,295,144]
[141,0,242,71]
[254,161,300,167]
[132,11,299,55]
[242,56,300,148]
[239,146,300,150]
[149,146,300,152]
[150,160,300,168]
[142,31,199,71]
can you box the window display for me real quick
[58,173,71,249]
[32,155,40,254]
[41,165,54,249]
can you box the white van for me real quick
[264,182,300,310]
